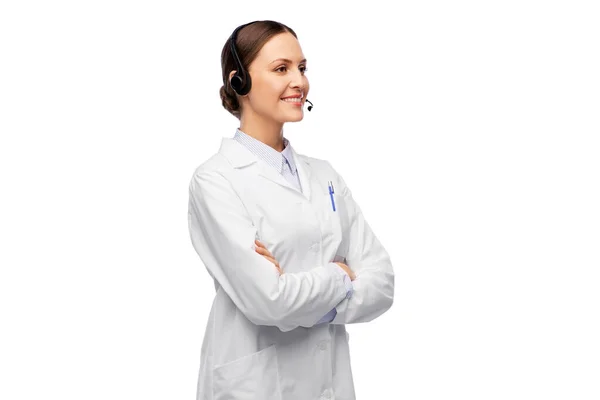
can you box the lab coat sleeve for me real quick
[328,164,395,325]
[188,169,350,332]
[315,274,353,325]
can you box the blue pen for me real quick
[328,181,336,211]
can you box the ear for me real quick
[228,70,237,83]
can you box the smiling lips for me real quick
[281,97,303,106]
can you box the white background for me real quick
[1,0,599,399]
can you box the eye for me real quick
[275,65,308,73]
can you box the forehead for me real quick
[254,32,305,65]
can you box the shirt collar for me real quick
[233,128,297,174]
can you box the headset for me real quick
[228,21,313,111]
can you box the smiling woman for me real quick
[188,19,395,400]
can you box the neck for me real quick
[239,112,285,152]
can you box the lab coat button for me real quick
[318,341,328,350]
[320,388,332,399]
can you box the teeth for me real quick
[282,98,302,102]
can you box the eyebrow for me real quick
[269,58,307,64]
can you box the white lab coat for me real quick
[187,136,395,400]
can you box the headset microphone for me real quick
[306,99,313,111]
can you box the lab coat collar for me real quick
[218,136,313,202]
[232,128,297,174]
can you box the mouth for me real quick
[280,97,303,107]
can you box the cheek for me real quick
[259,85,285,105]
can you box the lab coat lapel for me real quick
[218,137,313,202]
[290,146,313,202]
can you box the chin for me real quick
[272,114,303,124]
[275,103,304,122]
[287,114,304,122]
[283,110,304,122]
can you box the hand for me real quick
[255,239,283,275]
[333,261,356,281]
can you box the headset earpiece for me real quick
[230,74,245,95]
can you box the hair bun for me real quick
[219,85,240,119]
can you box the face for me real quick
[230,32,310,124]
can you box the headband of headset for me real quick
[228,21,259,96]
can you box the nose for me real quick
[289,67,308,90]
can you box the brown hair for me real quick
[220,20,297,120]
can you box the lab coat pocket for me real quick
[212,344,282,400]
[325,193,351,258]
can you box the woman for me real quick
[188,20,395,400]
